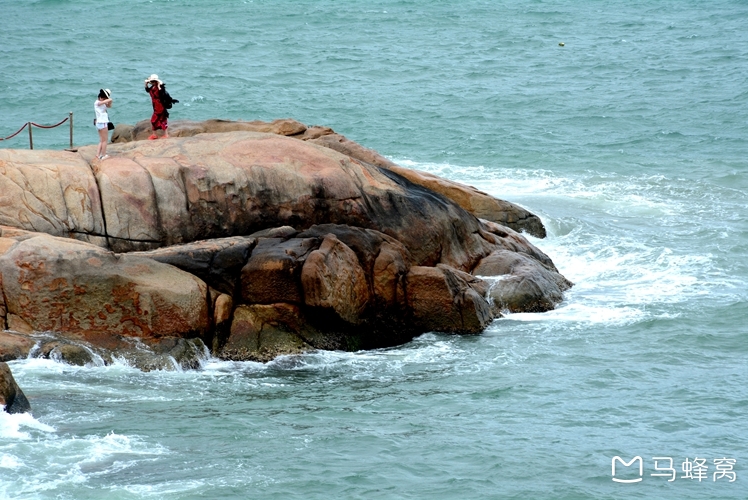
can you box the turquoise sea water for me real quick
[1,1,747,498]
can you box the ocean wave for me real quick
[0,410,55,440]
[391,159,745,328]
[0,429,171,498]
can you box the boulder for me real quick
[405,265,495,334]
[221,303,315,362]
[300,233,370,325]
[39,341,95,366]
[0,362,31,414]
[473,249,573,313]
[111,119,546,238]
[0,332,35,362]
[0,233,210,340]
[0,150,106,246]
[297,224,412,316]
[240,237,319,305]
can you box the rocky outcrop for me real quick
[0,233,209,339]
[306,131,547,238]
[0,150,106,247]
[0,119,571,367]
[112,118,545,238]
[0,361,30,414]
[475,249,572,313]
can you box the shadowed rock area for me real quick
[0,119,570,367]
[1,361,30,414]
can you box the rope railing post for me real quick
[2,115,72,150]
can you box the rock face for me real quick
[0,361,31,414]
[113,119,546,238]
[0,232,209,340]
[0,119,571,366]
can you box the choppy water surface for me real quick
[1,1,747,498]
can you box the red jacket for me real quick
[148,85,166,115]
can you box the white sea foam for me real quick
[499,302,646,325]
[117,480,208,497]
[394,159,725,327]
[0,409,56,440]
[80,431,169,464]
[0,453,23,469]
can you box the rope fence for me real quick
[0,112,74,150]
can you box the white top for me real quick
[94,100,109,124]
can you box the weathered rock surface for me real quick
[0,331,35,362]
[0,119,571,367]
[475,249,572,313]
[306,131,547,238]
[0,361,31,414]
[0,150,107,247]
[112,118,545,237]
[0,232,209,339]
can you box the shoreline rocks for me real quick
[0,119,571,368]
[0,361,30,414]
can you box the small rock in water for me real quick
[0,362,31,414]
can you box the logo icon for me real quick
[612,456,643,483]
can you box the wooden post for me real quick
[28,122,33,150]
[69,111,73,149]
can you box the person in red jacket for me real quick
[145,74,169,139]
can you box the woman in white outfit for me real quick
[94,88,112,159]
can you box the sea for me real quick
[1,1,747,498]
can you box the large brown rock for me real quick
[297,224,412,320]
[111,119,546,238]
[474,249,572,313]
[0,150,106,246]
[0,332,35,362]
[240,237,319,305]
[0,362,31,414]
[2,124,540,270]
[0,233,210,340]
[405,264,495,334]
[301,233,370,325]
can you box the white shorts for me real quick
[96,122,108,130]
